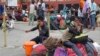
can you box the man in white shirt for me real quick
[89,0,97,30]
[29,1,36,25]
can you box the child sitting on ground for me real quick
[6,14,15,29]
[23,11,28,22]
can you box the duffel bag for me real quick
[73,34,88,42]
[76,43,88,56]
[66,48,77,56]
[31,44,47,56]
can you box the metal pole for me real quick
[47,12,50,36]
[2,3,7,47]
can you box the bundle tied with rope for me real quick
[43,37,63,56]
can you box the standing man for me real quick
[29,1,36,25]
[82,0,91,28]
[25,16,49,44]
[37,4,44,19]
[37,0,46,19]
[89,0,97,30]
[41,0,46,19]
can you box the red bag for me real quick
[76,43,88,56]
[66,48,77,56]
[31,44,47,55]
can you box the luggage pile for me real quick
[23,36,100,56]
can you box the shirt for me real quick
[82,0,91,14]
[41,3,46,11]
[78,8,83,17]
[30,21,49,37]
[90,2,97,15]
[29,4,36,14]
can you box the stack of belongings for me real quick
[30,17,99,56]
[31,28,99,56]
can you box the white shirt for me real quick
[41,3,46,11]
[90,2,97,15]
[22,10,26,14]
[7,19,15,28]
[10,19,15,28]
[29,4,35,13]
[78,8,83,17]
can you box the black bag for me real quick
[70,34,88,43]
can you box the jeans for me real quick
[90,14,96,29]
[29,13,34,25]
[83,16,88,28]
[63,41,82,56]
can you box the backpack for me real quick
[74,34,88,42]
[66,48,77,56]
[76,43,88,56]
[31,44,47,56]
[54,47,67,56]
[43,37,62,56]
[87,42,98,56]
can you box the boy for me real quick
[6,15,15,29]
[25,16,49,44]
[23,11,28,22]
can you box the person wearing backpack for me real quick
[62,28,82,56]
[61,16,84,56]
[25,16,49,44]
[62,29,82,56]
